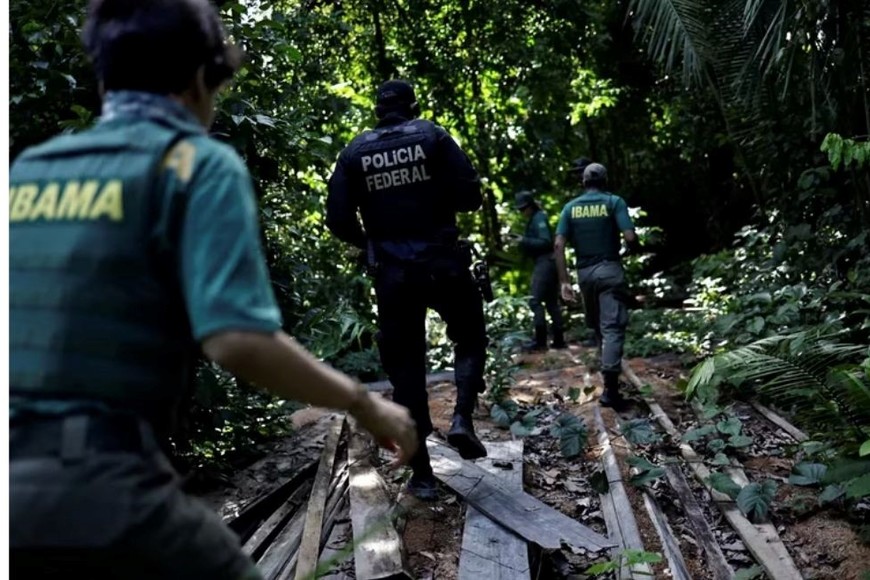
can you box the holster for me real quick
[457,240,495,303]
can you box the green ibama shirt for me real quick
[556,190,634,269]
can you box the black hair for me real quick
[584,177,606,189]
[82,0,243,94]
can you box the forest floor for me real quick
[198,344,870,579]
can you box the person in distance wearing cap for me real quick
[326,79,490,501]
[554,163,641,410]
[510,191,566,352]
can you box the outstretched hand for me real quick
[349,389,419,468]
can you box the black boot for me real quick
[446,414,488,460]
[405,445,438,501]
[599,371,629,411]
[551,329,567,349]
[523,326,549,352]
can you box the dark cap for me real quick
[376,79,416,108]
[567,157,593,173]
[583,162,607,183]
[514,191,535,210]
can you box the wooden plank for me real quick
[621,361,804,580]
[640,489,692,580]
[347,419,410,580]
[295,415,345,580]
[277,463,350,580]
[750,400,809,442]
[664,464,733,580]
[427,438,614,552]
[228,459,320,541]
[593,407,651,579]
[365,371,455,392]
[458,440,530,580]
[242,480,308,560]
[257,480,313,580]
[317,497,353,580]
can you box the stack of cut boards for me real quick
[230,413,614,580]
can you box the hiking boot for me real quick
[522,340,548,352]
[599,388,630,411]
[600,372,630,411]
[446,414,488,460]
[406,472,438,501]
[551,338,567,349]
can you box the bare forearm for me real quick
[555,243,570,284]
[203,330,364,411]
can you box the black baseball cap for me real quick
[567,157,593,173]
[376,79,416,108]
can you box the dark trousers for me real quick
[529,257,563,343]
[10,413,261,580]
[373,257,488,465]
[578,261,629,374]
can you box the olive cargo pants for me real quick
[529,256,564,345]
[578,260,629,374]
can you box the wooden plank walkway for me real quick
[622,361,804,580]
[428,438,614,552]
[593,406,652,578]
[457,440,530,580]
[295,415,345,580]
[347,419,410,580]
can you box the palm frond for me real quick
[627,0,713,86]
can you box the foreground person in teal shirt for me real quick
[9,0,417,577]
[554,163,640,410]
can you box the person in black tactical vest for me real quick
[326,79,489,501]
[554,163,641,410]
[9,1,418,578]
[510,191,565,351]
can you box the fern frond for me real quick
[686,332,869,442]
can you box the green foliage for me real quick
[619,418,662,446]
[585,549,663,577]
[686,331,870,447]
[822,133,870,172]
[733,565,764,580]
[627,455,666,487]
[788,463,828,487]
[706,471,777,522]
[736,480,778,522]
[549,413,589,459]
[171,364,297,474]
[707,471,743,500]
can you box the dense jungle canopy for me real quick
[10,0,870,475]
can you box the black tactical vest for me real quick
[347,119,458,245]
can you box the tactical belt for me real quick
[10,413,157,460]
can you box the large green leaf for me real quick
[788,463,827,486]
[736,480,777,522]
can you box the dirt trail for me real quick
[198,345,870,579]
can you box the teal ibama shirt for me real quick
[556,189,634,269]
[520,208,555,260]
[10,91,282,424]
